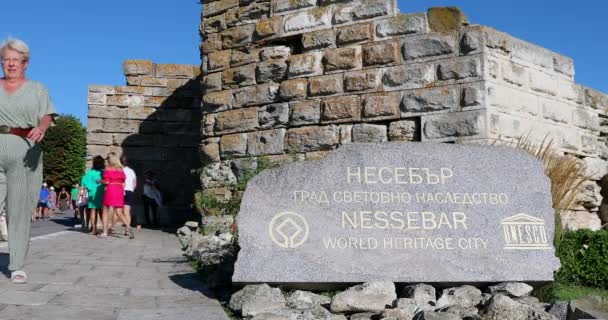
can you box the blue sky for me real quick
[2,0,607,125]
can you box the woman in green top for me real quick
[81,155,105,235]
[0,38,57,283]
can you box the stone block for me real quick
[201,138,221,162]
[223,64,256,88]
[427,7,469,33]
[402,34,457,60]
[256,58,288,83]
[573,108,600,131]
[279,78,308,100]
[423,110,484,140]
[383,63,434,90]
[260,46,291,60]
[362,40,400,66]
[351,0,392,20]
[234,83,279,106]
[88,92,106,105]
[460,27,482,55]
[437,57,482,81]
[87,132,114,145]
[553,54,574,77]
[339,124,353,144]
[290,100,321,126]
[237,1,270,24]
[510,37,554,70]
[214,107,259,134]
[272,0,316,14]
[247,129,286,155]
[123,60,154,76]
[302,29,335,50]
[127,106,156,120]
[333,3,357,25]
[208,50,232,72]
[584,87,608,111]
[362,92,400,120]
[388,119,418,141]
[489,84,538,117]
[222,24,255,49]
[103,119,141,133]
[156,64,195,78]
[259,103,290,129]
[203,0,238,17]
[321,96,361,123]
[255,16,283,39]
[502,62,527,87]
[336,22,373,45]
[224,7,239,27]
[309,74,343,96]
[376,13,427,38]
[203,90,233,112]
[89,85,115,94]
[559,82,584,105]
[202,114,216,137]
[285,125,340,152]
[583,157,608,181]
[402,86,460,114]
[203,34,223,54]
[344,69,382,92]
[220,133,248,157]
[231,48,261,67]
[283,7,332,34]
[561,210,602,231]
[352,123,388,142]
[287,52,323,78]
[323,47,362,72]
[529,70,558,96]
[106,95,145,107]
[203,14,227,34]
[461,85,484,107]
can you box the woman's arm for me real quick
[28,114,53,142]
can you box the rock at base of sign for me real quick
[232,142,560,287]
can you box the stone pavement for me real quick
[0,228,229,320]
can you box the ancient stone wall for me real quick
[86,60,201,222]
[198,1,608,229]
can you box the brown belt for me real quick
[0,125,32,138]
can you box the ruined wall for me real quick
[198,0,608,229]
[86,60,201,221]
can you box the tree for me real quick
[40,115,86,187]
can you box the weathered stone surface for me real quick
[288,52,323,78]
[203,72,223,92]
[238,1,270,24]
[302,29,335,50]
[560,210,602,231]
[257,59,288,83]
[480,295,554,320]
[203,0,238,17]
[417,311,461,320]
[323,47,362,72]
[229,284,287,317]
[203,15,227,34]
[231,48,261,66]
[309,74,343,96]
[272,0,316,13]
[402,35,456,60]
[220,133,248,157]
[279,78,308,100]
[330,282,396,313]
[333,3,357,25]
[427,7,469,33]
[376,13,427,37]
[437,57,481,81]
[344,69,382,92]
[362,40,400,66]
[362,92,400,120]
[337,22,373,45]
[388,120,418,141]
[260,46,292,61]
[203,90,233,112]
[223,64,256,88]
[462,86,483,107]
[259,103,290,129]
[321,95,361,123]
[234,83,279,106]
[488,282,533,298]
[286,290,331,310]
[208,50,232,72]
[283,8,332,34]
[290,100,321,126]
[285,125,340,152]
[123,60,154,76]
[352,0,391,20]
[222,24,255,48]
[247,129,286,156]
[200,161,237,188]
[215,107,259,134]
[203,34,223,54]
[402,87,459,114]
[352,123,387,143]
[402,284,436,307]
[255,16,283,39]
[423,111,484,140]
[233,142,559,285]
[436,285,482,309]
[382,307,416,320]
[383,64,434,90]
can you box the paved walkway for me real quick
[0,228,229,320]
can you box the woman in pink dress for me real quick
[100,152,134,239]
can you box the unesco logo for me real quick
[268,211,309,248]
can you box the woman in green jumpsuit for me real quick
[0,38,56,283]
[81,156,105,234]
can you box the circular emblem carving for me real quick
[268,211,309,248]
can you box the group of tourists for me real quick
[34,182,70,220]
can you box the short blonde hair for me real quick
[0,37,30,61]
[106,152,123,169]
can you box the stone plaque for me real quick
[233,142,560,285]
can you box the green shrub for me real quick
[556,229,608,289]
